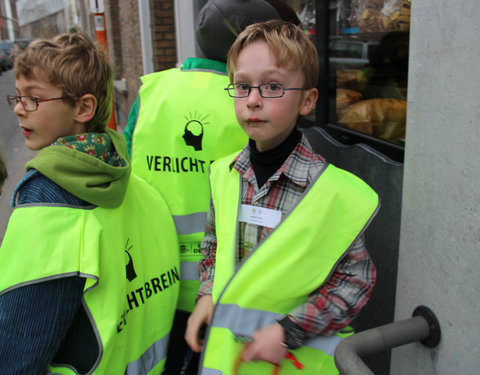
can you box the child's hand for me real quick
[185,295,214,352]
[241,323,288,364]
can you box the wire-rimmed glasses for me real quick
[6,95,69,112]
[225,83,306,98]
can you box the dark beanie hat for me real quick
[264,0,300,25]
[195,0,281,62]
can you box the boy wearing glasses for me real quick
[185,20,379,374]
[0,31,179,373]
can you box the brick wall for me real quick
[150,0,176,72]
[104,0,176,130]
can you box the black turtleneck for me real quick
[249,128,302,188]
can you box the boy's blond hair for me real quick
[227,20,319,89]
[14,31,112,133]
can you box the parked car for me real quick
[0,47,12,71]
[10,38,35,63]
[0,40,13,57]
[13,38,35,49]
[329,36,379,71]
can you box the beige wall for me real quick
[393,1,480,374]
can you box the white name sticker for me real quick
[238,204,282,229]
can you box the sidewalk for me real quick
[0,70,36,241]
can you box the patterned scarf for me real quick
[52,132,127,167]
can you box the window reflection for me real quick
[270,1,410,148]
[332,0,411,145]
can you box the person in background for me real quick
[0,154,6,193]
[0,31,179,374]
[124,1,299,373]
[185,20,379,374]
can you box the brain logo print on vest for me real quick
[183,113,209,151]
[125,238,137,282]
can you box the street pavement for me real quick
[0,69,36,241]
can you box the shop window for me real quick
[288,0,410,162]
[332,0,410,161]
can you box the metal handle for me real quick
[334,306,441,375]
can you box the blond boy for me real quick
[186,20,379,374]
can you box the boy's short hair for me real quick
[227,20,319,89]
[14,31,112,133]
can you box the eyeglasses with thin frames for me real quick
[225,83,306,98]
[6,95,69,112]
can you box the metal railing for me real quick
[334,306,441,375]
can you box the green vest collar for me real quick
[181,57,227,74]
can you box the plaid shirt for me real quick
[198,134,376,337]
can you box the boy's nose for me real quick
[246,87,263,107]
[13,101,25,116]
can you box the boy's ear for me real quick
[299,88,318,116]
[74,94,97,124]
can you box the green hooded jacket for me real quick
[25,128,131,208]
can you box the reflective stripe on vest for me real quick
[201,154,379,374]
[172,212,207,235]
[181,261,201,281]
[125,333,170,374]
[0,174,179,374]
[46,333,170,375]
[212,304,344,356]
[132,68,247,312]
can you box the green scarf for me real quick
[26,128,131,208]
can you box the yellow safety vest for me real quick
[0,174,180,374]
[201,155,379,374]
[132,68,247,312]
